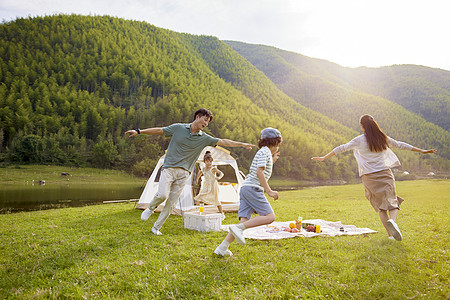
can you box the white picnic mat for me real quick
[221,219,377,240]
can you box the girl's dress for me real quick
[194,167,223,206]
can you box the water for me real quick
[0,183,143,214]
[0,182,329,214]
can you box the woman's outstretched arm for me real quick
[311,150,335,162]
[411,147,437,154]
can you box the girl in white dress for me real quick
[194,151,224,214]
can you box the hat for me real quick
[260,127,281,139]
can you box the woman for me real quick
[312,115,436,241]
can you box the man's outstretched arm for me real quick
[125,127,164,137]
[217,139,254,150]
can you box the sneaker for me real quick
[386,219,402,241]
[141,208,153,221]
[151,227,162,236]
[229,225,246,245]
[214,246,233,257]
[221,213,226,221]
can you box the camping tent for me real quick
[136,146,245,213]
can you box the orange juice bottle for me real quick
[199,203,204,214]
[316,224,321,233]
[295,217,302,230]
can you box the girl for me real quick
[214,127,282,256]
[194,151,225,215]
[312,114,436,241]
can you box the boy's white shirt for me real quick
[242,146,273,189]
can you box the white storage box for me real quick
[184,212,222,232]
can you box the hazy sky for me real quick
[1,0,449,70]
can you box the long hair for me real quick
[360,115,388,152]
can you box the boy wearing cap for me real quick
[125,108,254,235]
[214,127,282,256]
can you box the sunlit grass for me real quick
[0,180,448,299]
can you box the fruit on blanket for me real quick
[306,225,316,232]
[291,228,299,233]
[302,222,313,229]
[283,227,291,232]
[289,223,296,229]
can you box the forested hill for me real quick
[225,41,450,160]
[225,41,450,131]
[0,15,447,180]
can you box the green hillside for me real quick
[341,65,450,131]
[225,41,450,166]
[0,15,368,180]
[225,42,450,131]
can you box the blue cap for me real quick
[261,127,281,139]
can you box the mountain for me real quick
[225,41,450,161]
[0,15,447,180]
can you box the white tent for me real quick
[136,146,245,213]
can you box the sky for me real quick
[1,0,449,71]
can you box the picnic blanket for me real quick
[221,219,377,240]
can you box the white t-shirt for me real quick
[333,135,413,176]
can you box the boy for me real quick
[214,127,282,256]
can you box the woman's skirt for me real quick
[361,169,404,212]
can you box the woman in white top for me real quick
[312,115,436,241]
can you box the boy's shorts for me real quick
[238,185,274,219]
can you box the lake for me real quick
[0,182,321,214]
[0,183,143,213]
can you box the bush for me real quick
[131,157,157,177]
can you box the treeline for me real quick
[0,15,445,180]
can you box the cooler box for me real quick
[184,212,222,232]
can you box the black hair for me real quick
[203,151,213,162]
[193,108,214,122]
[258,136,282,148]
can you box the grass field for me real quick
[0,165,144,185]
[0,180,448,299]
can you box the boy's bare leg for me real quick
[242,213,275,228]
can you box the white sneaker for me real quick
[141,208,153,221]
[229,225,246,245]
[386,219,402,241]
[214,246,233,257]
[151,227,162,236]
[221,213,226,220]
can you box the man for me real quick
[125,108,254,235]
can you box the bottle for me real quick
[296,216,302,230]
[199,202,204,214]
[316,224,321,233]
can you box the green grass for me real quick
[0,165,144,185]
[0,180,448,299]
